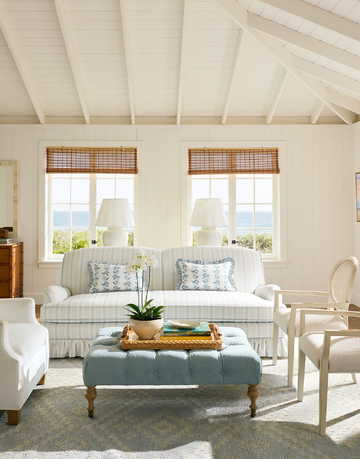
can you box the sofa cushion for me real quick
[40,290,276,324]
[85,260,142,293]
[175,257,236,291]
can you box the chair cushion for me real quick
[8,323,47,362]
[300,331,360,373]
[273,308,347,336]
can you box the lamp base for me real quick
[101,227,128,247]
[195,226,223,246]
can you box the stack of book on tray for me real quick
[160,321,212,341]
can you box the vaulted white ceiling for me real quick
[0,0,360,125]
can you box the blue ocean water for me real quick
[53,211,272,229]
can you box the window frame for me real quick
[181,141,287,265]
[38,141,143,267]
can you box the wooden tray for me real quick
[120,323,223,350]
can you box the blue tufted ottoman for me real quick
[83,326,262,418]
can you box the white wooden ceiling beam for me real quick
[328,92,360,114]
[247,13,360,73]
[177,0,189,125]
[0,3,45,124]
[293,56,360,98]
[119,0,135,125]
[266,69,289,124]
[222,28,245,125]
[53,0,90,125]
[212,0,356,124]
[260,0,360,43]
[311,101,325,124]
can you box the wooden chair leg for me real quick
[272,323,279,365]
[297,349,306,401]
[7,410,21,425]
[287,329,295,387]
[37,373,46,385]
[319,366,329,436]
[351,373,357,384]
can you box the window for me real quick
[188,147,281,259]
[44,146,137,259]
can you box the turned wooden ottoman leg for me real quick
[247,384,260,417]
[85,386,97,418]
[7,410,21,425]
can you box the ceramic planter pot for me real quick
[128,318,164,340]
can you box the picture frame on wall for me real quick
[356,172,360,222]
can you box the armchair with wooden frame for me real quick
[297,309,360,436]
[272,256,358,387]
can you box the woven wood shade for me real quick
[188,148,279,175]
[46,147,138,174]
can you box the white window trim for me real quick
[180,141,288,264]
[38,140,145,267]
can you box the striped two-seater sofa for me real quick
[41,245,287,358]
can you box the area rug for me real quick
[1,357,360,459]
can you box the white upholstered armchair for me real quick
[0,298,49,425]
[272,256,358,387]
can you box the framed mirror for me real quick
[0,160,19,237]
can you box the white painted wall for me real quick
[0,124,355,304]
[353,122,360,306]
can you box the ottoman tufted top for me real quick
[83,326,262,387]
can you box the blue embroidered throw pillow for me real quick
[175,258,236,291]
[85,260,142,293]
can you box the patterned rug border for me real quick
[1,357,360,459]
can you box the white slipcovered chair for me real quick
[0,298,49,425]
[272,256,358,387]
[297,309,360,436]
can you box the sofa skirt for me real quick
[45,321,287,358]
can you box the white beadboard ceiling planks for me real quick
[0,0,359,124]
[0,1,45,123]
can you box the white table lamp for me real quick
[189,198,228,246]
[96,198,134,247]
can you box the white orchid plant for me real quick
[124,250,165,321]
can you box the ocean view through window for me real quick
[45,146,137,258]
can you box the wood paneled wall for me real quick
[0,124,354,304]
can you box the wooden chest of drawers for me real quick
[0,242,23,298]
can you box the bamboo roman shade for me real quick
[46,147,138,174]
[188,148,279,175]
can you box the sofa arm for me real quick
[254,284,281,302]
[0,298,38,324]
[44,286,71,304]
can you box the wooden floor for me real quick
[36,304,41,322]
